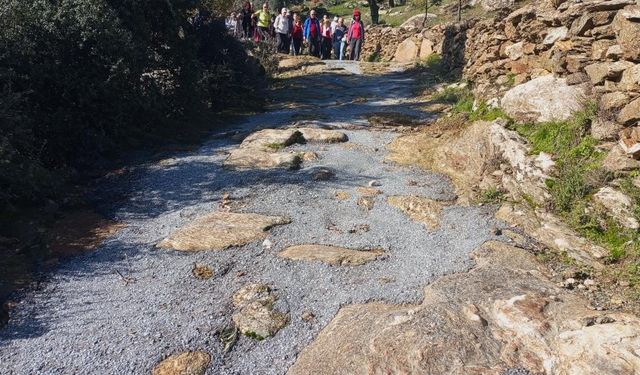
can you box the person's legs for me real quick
[292,38,300,55]
[353,38,362,61]
[340,40,345,60]
[349,39,357,60]
[311,36,320,57]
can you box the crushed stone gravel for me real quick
[0,62,501,374]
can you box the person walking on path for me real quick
[291,14,304,56]
[286,9,294,53]
[254,3,272,41]
[333,18,347,60]
[240,2,254,39]
[274,8,291,53]
[304,10,322,58]
[347,9,365,61]
[320,18,333,60]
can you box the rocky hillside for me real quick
[364,0,640,307]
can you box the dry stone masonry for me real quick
[369,0,640,158]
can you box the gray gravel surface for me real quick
[0,61,501,374]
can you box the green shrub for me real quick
[0,0,267,221]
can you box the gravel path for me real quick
[0,61,500,374]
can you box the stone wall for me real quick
[369,0,640,157]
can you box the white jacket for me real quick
[274,15,290,34]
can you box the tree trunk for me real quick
[457,0,462,22]
[368,0,379,24]
[389,0,394,8]
[422,0,428,27]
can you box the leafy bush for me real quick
[0,0,267,226]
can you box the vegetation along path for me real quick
[4,57,639,375]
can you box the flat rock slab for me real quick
[232,283,288,339]
[288,241,640,375]
[388,196,451,230]
[279,244,384,266]
[224,128,347,170]
[157,212,290,251]
[152,351,211,375]
[224,149,303,170]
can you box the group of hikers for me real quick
[226,2,365,61]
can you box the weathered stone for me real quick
[419,38,434,59]
[356,187,382,197]
[505,41,524,60]
[279,244,383,266]
[224,128,347,170]
[602,145,640,172]
[298,128,349,143]
[399,13,437,30]
[478,0,515,11]
[570,11,616,36]
[394,38,420,62]
[225,150,302,170]
[618,98,640,126]
[543,26,568,45]
[600,91,629,111]
[357,196,375,210]
[591,118,623,141]
[152,352,210,375]
[584,62,611,85]
[584,61,634,85]
[501,75,586,123]
[566,54,589,72]
[157,212,290,251]
[388,196,451,230]
[606,44,624,59]
[388,120,550,205]
[593,187,640,229]
[619,63,640,91]
[335,191,350,201]
[612,5,640,61]
[232,283,288,339]
[619,126,640,158]
[289,241,640,375]
[591,39,616,60]
[496,203,608,264]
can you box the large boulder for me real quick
[394,38,420,62]
[501,75,586,123]
[388,120,552,205]
[473,0,515,11]
[288,241,640,375]
[612,5,640,61]
[399,13,437,30]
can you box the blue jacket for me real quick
[303,17,321,40]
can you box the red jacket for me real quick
[348,20,365,41]
[292,23,303,39]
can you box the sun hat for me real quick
[353,9,360,17]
